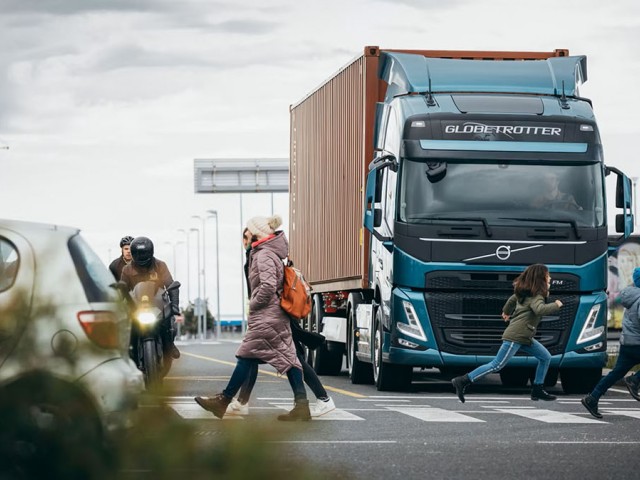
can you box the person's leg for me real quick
[522,340,556,401]
[591,346,637,400]
[521,340,552,385]
[582,346,637,418]
[237,361,259,405]
[195,357,257,418]
[452,341,520,403]
[278,367,310,421]
[468,341,521,382]
[299,351,328,400]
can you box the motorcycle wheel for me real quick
[142,340,161,389]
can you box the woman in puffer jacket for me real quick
[194,215,310,421]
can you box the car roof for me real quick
[0,218,80,239]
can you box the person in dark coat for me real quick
[226,229,336,417]
[195,215,310,421]
[121,236,181,360]
[581,267,640,418]
[109,235,134,280]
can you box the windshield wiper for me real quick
[499,217,581,239]
[424,216,493,237]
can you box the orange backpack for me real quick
[280,260,312,320]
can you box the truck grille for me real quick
[425,291,577,355]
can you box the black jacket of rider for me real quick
[121,258,179,313]
[109,256,130,281]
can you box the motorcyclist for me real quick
[109,235,134,280]
[121,236,181,360]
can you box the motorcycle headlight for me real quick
[136,308,161,325]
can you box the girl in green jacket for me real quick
[452,263,563,403]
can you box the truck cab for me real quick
[359,52,633,392]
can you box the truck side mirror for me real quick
[616,214,633,233]
[616,175,632,209]
[374,208,383,228]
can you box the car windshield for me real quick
[399,160,605,228]
[68,234,119,303]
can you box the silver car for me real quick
[0,219,143,472]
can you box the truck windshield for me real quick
[399,161,605,228]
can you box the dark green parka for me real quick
[502,294,560,345]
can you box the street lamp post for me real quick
[207,210,221,338]
[177,229,191,303]
[190,227,203,339]
[192,215,207,335]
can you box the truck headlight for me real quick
[397,301,427,342]
[577,304,604,344]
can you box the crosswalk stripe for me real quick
[600,409,640,419]
[271,403,364,421]
[167,402,242,420]
[493,408,604,424]
[387,407,485,423]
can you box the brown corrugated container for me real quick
[289,46,569,292]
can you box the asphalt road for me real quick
[132,336,640,479]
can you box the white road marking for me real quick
[388,407,485,423]
[600,409,640,419]
[271,403,365,421]
[168,403,242,420]
[493,408,604,424]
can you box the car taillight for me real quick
[77,311,120,349]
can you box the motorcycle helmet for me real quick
[120,235,135,248]
[130,236,154,267]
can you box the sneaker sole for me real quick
[311,407,336,418]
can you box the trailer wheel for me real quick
[372,307,412,391]
[560,367,602,394]
[347,298,373,385]
[309,294,343,375]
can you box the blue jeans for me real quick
[223,357,307,402]
[236,350,328,403]
[468,339,552,385]
[591,344,640,400]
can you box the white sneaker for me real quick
[311,397,336,417]
[226,398,249,415]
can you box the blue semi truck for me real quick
[289,46,633,393]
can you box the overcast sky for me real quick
[1,0,639,317]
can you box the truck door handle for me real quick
[377,258,384,269]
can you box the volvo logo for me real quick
[496,245,511,260]
[463,244,543,262]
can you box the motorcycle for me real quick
[127,280,180,388]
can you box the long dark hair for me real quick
[513,263,549,301]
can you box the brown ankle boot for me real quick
[277,399,311,421]
[195,394,231,419]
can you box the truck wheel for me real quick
[499,368,530,388]
[310,294,343,375]
[560,367,602,394]
[347,300,373,385]
[373,308,412,391]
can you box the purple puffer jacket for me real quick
[235,231,301,374]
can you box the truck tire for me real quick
[373,307,412,391]
[347,295,373,384]
[499,368,530,388]
[309,294,343,375]
[560,367,602,394]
